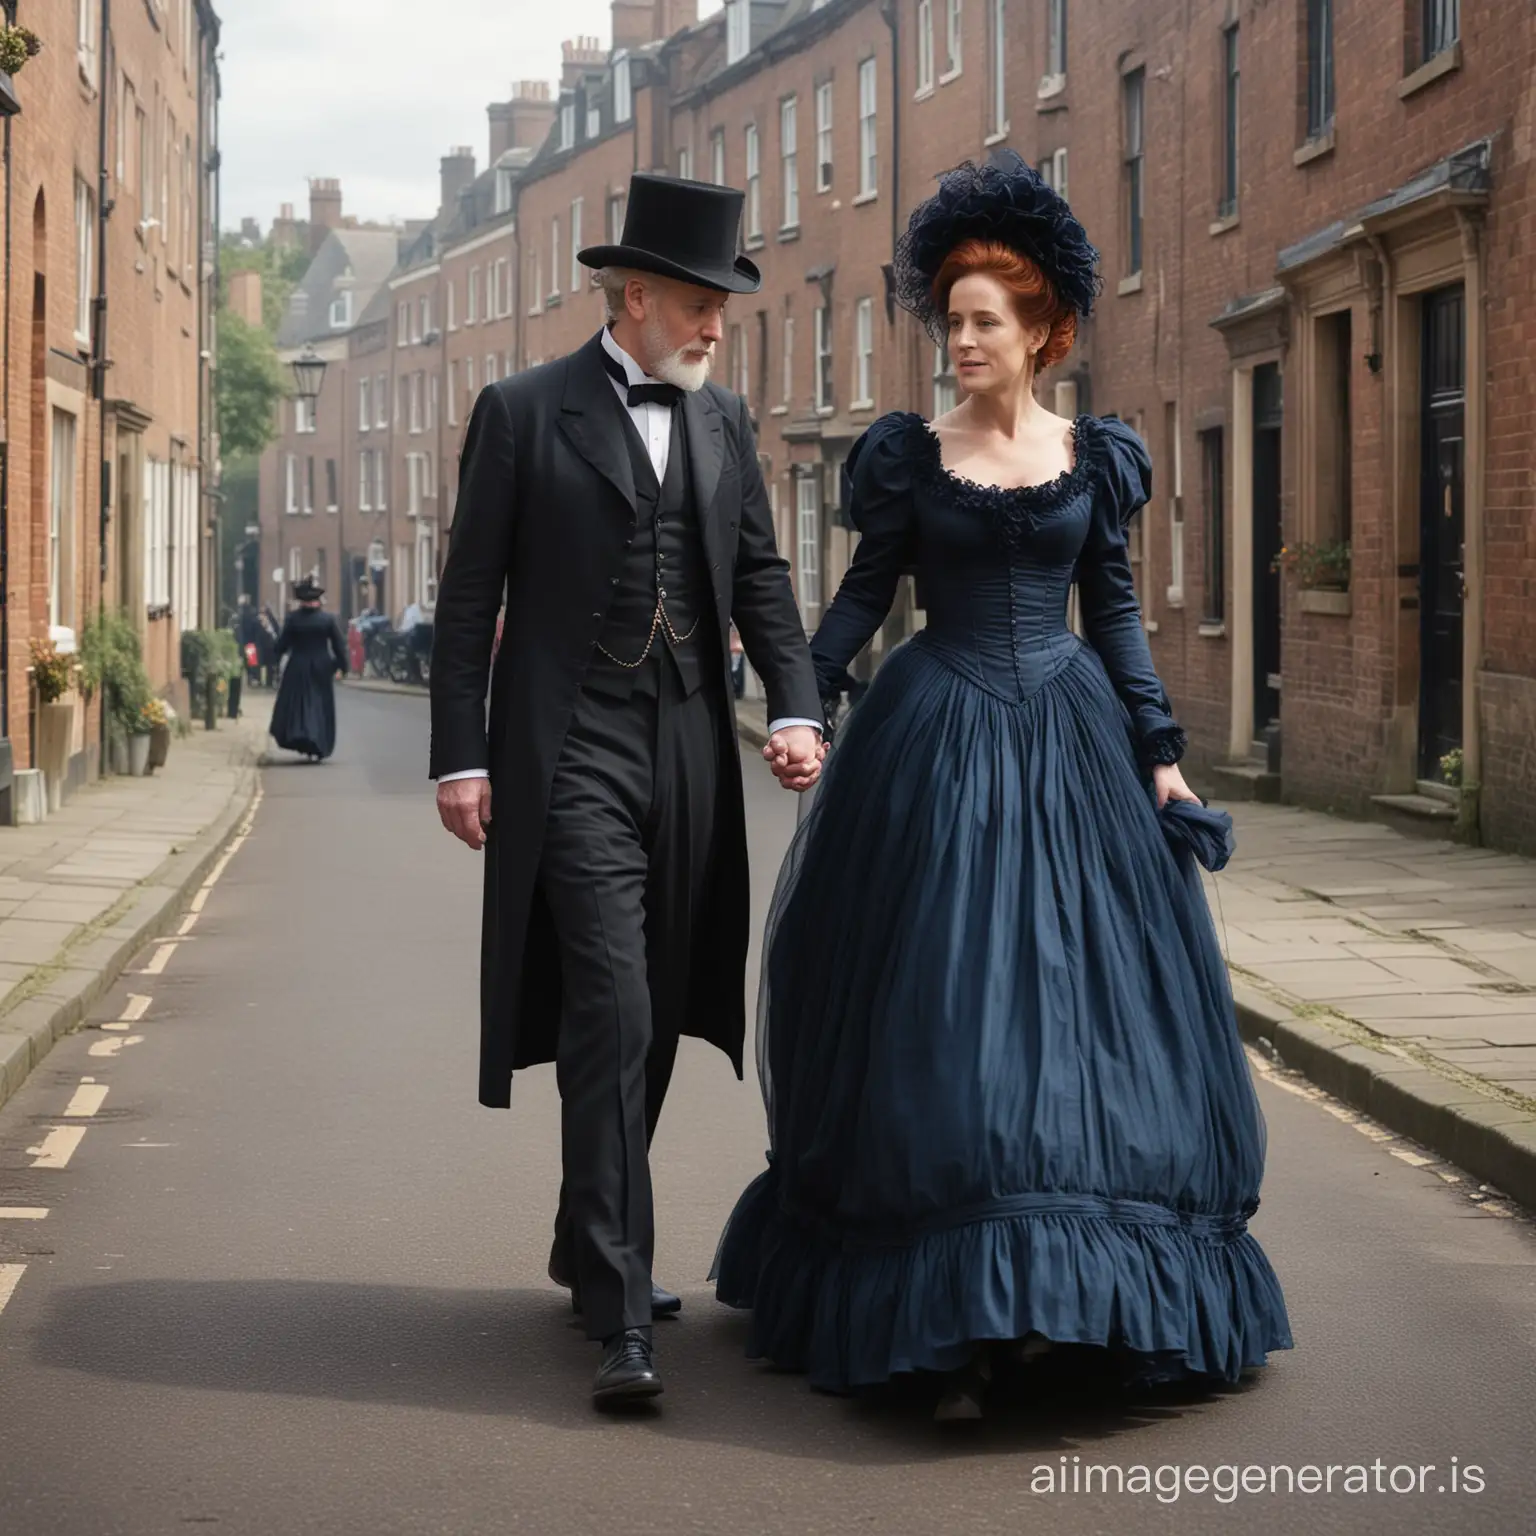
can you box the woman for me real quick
[713,154,1291,1417]
[270,578,347,762]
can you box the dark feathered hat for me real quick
[292,579,324,603]
[892,149,1102,344]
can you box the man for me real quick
[429,174,824,1409]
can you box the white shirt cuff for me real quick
[438,769,489,782]
[767,717,823,736]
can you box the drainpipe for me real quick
[1455,209,1485,842]
[1,0,16,749]
[95,0,115,766]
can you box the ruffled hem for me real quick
[713,1166,1293,1394]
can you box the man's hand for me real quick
[762,725,825,794]
[437,777,493,849]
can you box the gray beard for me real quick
[641,314,713,392]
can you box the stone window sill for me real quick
[852,190,878,207]
[744,234,766,251]
[1197,621,1227,639]
[914,84,935,103]
[769,405,789,417]
[938,67,963,88]
[1299,588,1352,616]
[1398,44,1461,99]
[1294,132,1335,168]
[1118,272,1144,297]
[1038,74,1066,101]
[1209,210,1240,237]
[983,127,1011,148]
[777,224,800,243]
[1165,588,1185,608]
[850,400,875,413]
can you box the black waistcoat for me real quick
[584,404,712,701]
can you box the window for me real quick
[446,279,457,331]
[987,0,1008,136]
[409,371,422,434]
[796,473,822,624]
[1315,308,1353,553]
[1219,24,1240,217]
[853,297,874,407]
[447,361,458,427]
[756,310,769,409]
[744,125,761,240]
[468,267,480,324]
[295,397,316,435]
[1038,147,1069,198]
[429,372,439,431]
[494,167,514,215]
[330,290,353,329]
[75,178,95,346]
[1200,428,1225,623]
[181,131,194,275]
[413,295,425,343]
[49,410,78,628]
[781,98,799,228]
[78,0,100,87]
[815,83,833,192]
[135,104,148,204]
[726,0,751,66]
[1423,0,1459,61]
[730,323,749,400]
[678,146,692,180]
[550,217,562,299]
[917,2,935,94]
[711,128,727,186]
[325,459,339,513]
[858,59,878,197]
[116,76,132,186]
[284,453,297,516]
[814,304,834,412]
[933,343,957,414]
[1164,401,1183,604]
[303,456,315,514]
[375,372,388,428]
[486,353,496,386]
[407,453,424,517]
[359,451,372,511]
[359,377,371,432]
[396,301,408,346]
[1306,0,1335,139]
[374,449,387,511]
[1046,0,1067,80]
[1123,68,1145,275]
[570,199,584,292]
[559,101,575,151]
[288,545,304,585]
[782,315,795,407]
[608,194,626,243]
[613,54,632,123]
[945,0,963,78]
[586,102,601,140]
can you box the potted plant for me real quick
[1271,540,1351,591]
[0,23,42,118]
[141,697,172,772]
[82,610,153,777]
[29,637,77,812]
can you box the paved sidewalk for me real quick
[0,697,269,1113]
[736,699,1536,1207]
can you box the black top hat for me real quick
[577,173,761,295]
[292,579,324,603]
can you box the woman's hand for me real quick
[1152,762,1200,810]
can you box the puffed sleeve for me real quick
[809,412,920,702]
[1075,417,1187,768]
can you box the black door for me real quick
[1252,363,1283,733]
[1418,285,1465,780]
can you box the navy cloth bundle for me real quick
[1158,796,1236,873]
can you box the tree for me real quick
[216,310,285,460]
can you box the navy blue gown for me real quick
[271,608,347,760]
[713,412,1291,1391]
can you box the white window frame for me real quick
[358,376,371,432]
[550,217,562,300]
[944,0,964,80]
[814,304,833,413]
[795,473,822,625]
[447,361,459,427]
[559,100,575,152]
[1046,0,1067,81]
[49,409,78,629]
[732,323,750,400]
[75,178,95,346]
[744,124,761,241]
[329,290,352,329]
[78,0,100,87]
[359,450,372,511]
[408,371,422,434]
[782,315,795,408]
[412,296,424,344]
[853,297,874,408]
[295,396,316,435]
[396,301,408,347]
[494,167,514,215]
[815,82,833,193]
[586,102,601,140]
[468,266,480,324]
[989,0,1008,137]
[608,194,627,243]
[375,372,388,428]
[302,454,315,515]
[857,59,878,199]
[677,145,693,180]
[780,97,799,229]
[613,54,633,124]
[711,128,727,186]
[916,1,935,95]
[726,0,751,66]
[374,448,387,511]
[446,278,457,331]
[570,198,584,292]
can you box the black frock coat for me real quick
[430,333,821,1107]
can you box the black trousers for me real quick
[540,658,724,1340]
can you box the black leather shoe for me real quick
[550,1260,682,1321]
[593,1329,663,1408]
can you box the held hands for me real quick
[437,777,493,849]
[763,725,826,794]
[1152,762,1201,811]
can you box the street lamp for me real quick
[290,346,327,402]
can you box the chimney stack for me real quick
[611,0,697,53]
[440,146,477,219]
[561,37,606,91]
[270,201,301,251]
[308,178,342,255]
[227,269,264,327]
[490,80,556,161]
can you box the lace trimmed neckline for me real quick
[907,413,1103,542]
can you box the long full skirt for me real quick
[713,637,1292,1392]
[270,662,338,760]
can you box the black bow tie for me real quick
[601,343,683,409]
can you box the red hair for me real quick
[932,239,1078,370]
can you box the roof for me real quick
[276,227,404,348]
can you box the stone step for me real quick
[1211,761,1282,803]
[1415,778,1459,806]
[1369,791,1459,842]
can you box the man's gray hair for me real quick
[597,267,649,324]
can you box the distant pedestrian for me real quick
[270,579,347,762]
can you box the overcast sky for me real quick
[219,0,721,232]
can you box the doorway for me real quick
[1418,284,1465,780]
[1251,362,1283,735]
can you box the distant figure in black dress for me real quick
[271,579,347,762]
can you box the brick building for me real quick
[0,0,221,821]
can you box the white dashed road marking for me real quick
[122,995,151,1022]
[27,1127,87,1169]
[0,1209,49,1220]
[0,1264,25,1316]
[64,1081,110,1118]
[88,1035,145,1058]
[139,943,178,976]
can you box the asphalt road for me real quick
[1,685,1534,1536]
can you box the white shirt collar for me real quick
[601,326,654,389]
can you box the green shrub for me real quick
[79,611,155,735]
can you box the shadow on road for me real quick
[31,1279,1241,1462]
